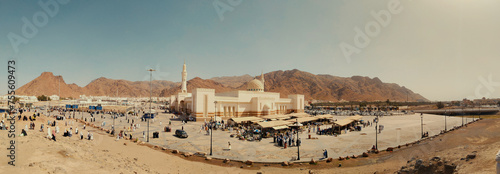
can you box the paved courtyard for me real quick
[51,110,475,162]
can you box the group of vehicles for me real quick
[306,109,408,116]
[141,112,188,138]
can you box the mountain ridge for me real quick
[16,70,428,102]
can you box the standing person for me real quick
[323,149,328,159]
[284,138,287,149]
[228,142,231,150]
[496,149,500,174]
[47,127,52,139]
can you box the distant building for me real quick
[473,98,500,107]
[169,62,305,121]
[49,95,60,101]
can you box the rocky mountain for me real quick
[16,72,85,98]
[159,77,234,96]
[16,70,427,102]
[16,72,178,98]
[256,69,426,102]
[210,74,253,88]
[81,77,178,98]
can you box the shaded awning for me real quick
[257,120,293,128]
[334,115,363,126]
[262,114,291,120]
[272,125,289,130]
[229,117,264,124]
[348,115,363,121]
[289,122,304,127]
[293,117,320,123]
[288,113,310,118]
[334,119,354,126]
[315,115,334,119]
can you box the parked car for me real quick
[142,113,155,119]
[175,129,188,138]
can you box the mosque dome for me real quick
[247,79,264,92]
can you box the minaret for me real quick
[181,61,187,93]
[261,71,265,91]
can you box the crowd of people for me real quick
[273,130,301,149]
[0,108,98,143]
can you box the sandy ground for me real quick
[1,112,499,174]
[74,111,469,163]
[0,112,258,174]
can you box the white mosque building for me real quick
[169,62,305,121]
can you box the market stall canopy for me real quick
[293,117,320,123]
[349,115,363,121]
[289,122,304,127]
[288,113,310,118]
[334,115,364,126]
[229,116,264,124]
[334,119,353,126]
[315,115,334,119]
[257,120,293,128]
[262,114,291,120]
[272,125,289,130]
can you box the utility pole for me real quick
[211,101,217,156]
[444,110,447,132]
[421,113,423,138]
[147,68,155,142]
[375,116,379,150]
[296,118,300,160]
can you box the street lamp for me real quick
[444,110,447,132]
[479,106,481,120]
[211,101,217,156]
[296,118,300,160]
[461,107,464,126]
[375,115,379,150]
[112,112,116,135]
[420,113,424,138]
[147,68,155,143]
[73,101,76,119]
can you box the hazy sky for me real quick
[1,0,499,101]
